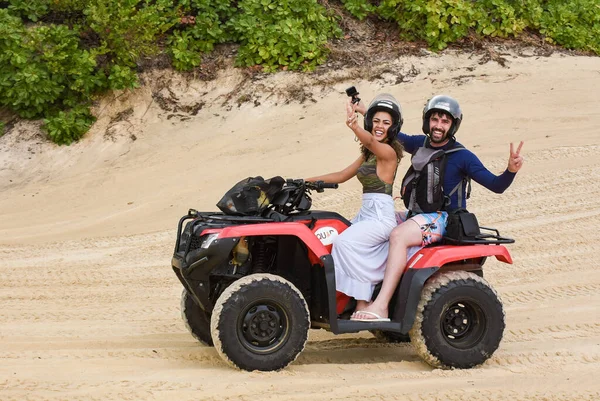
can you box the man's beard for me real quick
[430,129,447,143]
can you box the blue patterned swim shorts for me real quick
[395,210,449,247]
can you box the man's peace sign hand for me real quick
[508,141,524,173]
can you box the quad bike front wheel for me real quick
[410,271,505,369]
[181,289,213,346]
[210,274,310,371]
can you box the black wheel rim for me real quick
[440,300,486,349]
[238,300,290,354]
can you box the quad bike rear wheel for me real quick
[210,274,310,371]
[409,271,504,369]
[181,289,213,346]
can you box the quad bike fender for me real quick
[390,267,439,331]
[216,222,330,259]
[406,244,513,270]
[173,237,240,313]
[387,245,512,331]
[173,236,238,278]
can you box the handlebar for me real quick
[314,181,339,189]
[286,179,338,192]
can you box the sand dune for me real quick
[1,49,599,400]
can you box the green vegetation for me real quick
[229,0,341,72]
[7,0,50,22]
[377,0,600,51]
[0,0,598,144]
[43,105,96,145]
[341,0,374,20]
[0,15,99,119]
[167,0,233,71]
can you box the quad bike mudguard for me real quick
[214,222,332,258]
[406,244,513,268]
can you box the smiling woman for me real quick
[306,93,404,321]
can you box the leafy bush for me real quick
[0,12,100,118]
[0,121,4,137]
[7,0,50,21]
[2,0,600,146]
[378,0,475,50]
[377,0,600,52]
[43,106,96,145]
[473,0,527,38]
[229,0,342,72]
[107,64,139,90]
[168,30,203,71]
[84,0,177,82]
[47,0,88,12]
[341,0,374,20]
[167,0,234,71]
[537,0,600,53]
[511,0,544,28]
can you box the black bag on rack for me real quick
[216,176,285,216]
[445,208,481,243]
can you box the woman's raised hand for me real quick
[346,99,358,128]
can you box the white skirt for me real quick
[332,193,397,301]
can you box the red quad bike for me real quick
[171,179,514,371]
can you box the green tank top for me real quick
[356,154,394,195]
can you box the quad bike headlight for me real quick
[201,233,220,249]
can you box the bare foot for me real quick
[355,300,371,312]
[352,304,389,321]
[351,300,372,318]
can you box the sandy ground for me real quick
[1,49,600,400]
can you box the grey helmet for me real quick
[364,93,403,138]
[422,95,463,138]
